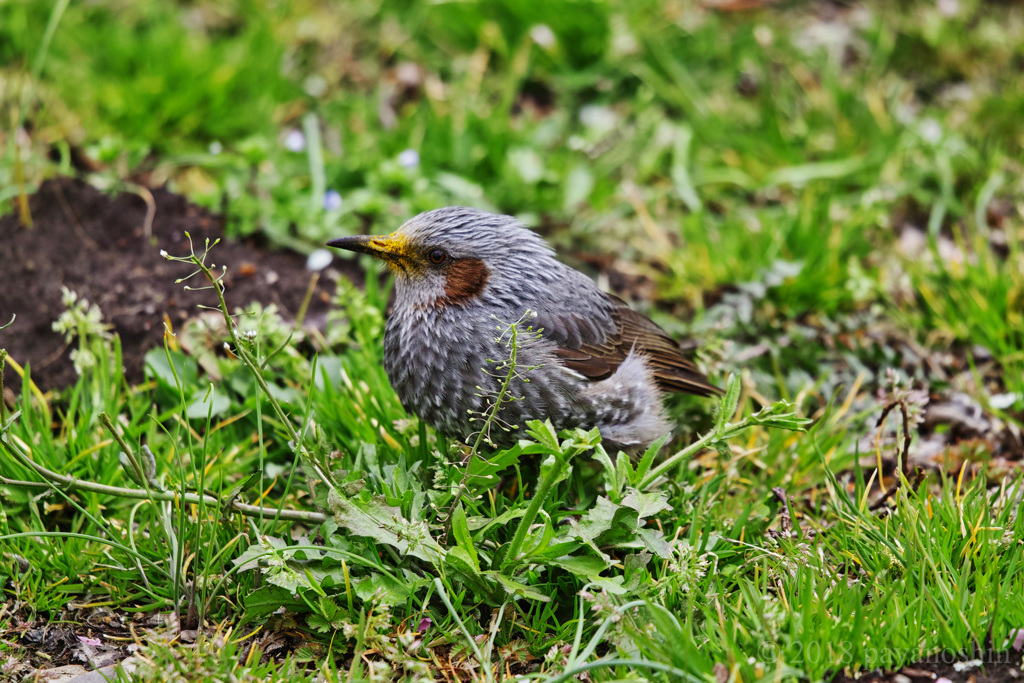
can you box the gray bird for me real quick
[327,207,719,452]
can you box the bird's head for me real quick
[327,206,553,309]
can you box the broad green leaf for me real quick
[327,490,441,564]
[571,496,623,540]
[548,556,627,595]
[525,419,560,450]
[242,585,305,620]
[637,528,673,559]
[620,489,672,520]
[233,537,289,572]
[471,508,527,538]
[563,164,594,211]
[185,385,231,419]
[492,573,551,602]
[144,348,197,393]
[352,572,415,605]
[451,504,479,572]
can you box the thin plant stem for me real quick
[186,249,334,487]
[442,315,526,536]
[0,436,328,523]
[433,578,493,682]
[637,429,718,490]
[500,451,567,571]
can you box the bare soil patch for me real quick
[0,178,359,395]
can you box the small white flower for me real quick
[303,74,328,98]
[208,141,223,155]
[284,129,306,152]
[60,286,77,307]
[398,148,420,169]
[70,348,96,375]
[306,248,333,272]
[579,105,617,135]
[919,118,942,144]
[530,24,556,49]
[989,392,1021,410]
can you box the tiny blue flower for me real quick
[398,148,420,169]
[323,189,343,211]
[284,129,306,152]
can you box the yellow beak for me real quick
[327,233,414,273]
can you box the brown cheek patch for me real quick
[439,258,489,306]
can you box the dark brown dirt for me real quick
[0,178,361,394]
[832,650,1024,683]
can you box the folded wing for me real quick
[533,294,721,397]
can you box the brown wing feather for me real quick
[545,298,721,397]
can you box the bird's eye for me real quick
[428,249,448,265]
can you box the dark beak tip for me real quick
[327,235,379,258]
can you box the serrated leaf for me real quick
[445,548,498,602]
[620,489,672,520]
[352,572,416,605]
[293,646,319,663]
[233,537,288,572]
[318,595,346,621]
[548,555,627,594]
[341,478,365,496]
[613,453,633,500]
[447,546,482,577]
[636,528,673,559]
[571,496,623,539]
[568,517,611,564]
[624,550,652,573]
[266,563,306,592]
[757,414,814,431]
[623,551,653,592]
[327,491,441,564]
[561,496,647,564]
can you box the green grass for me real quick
[3,0,1024,680]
